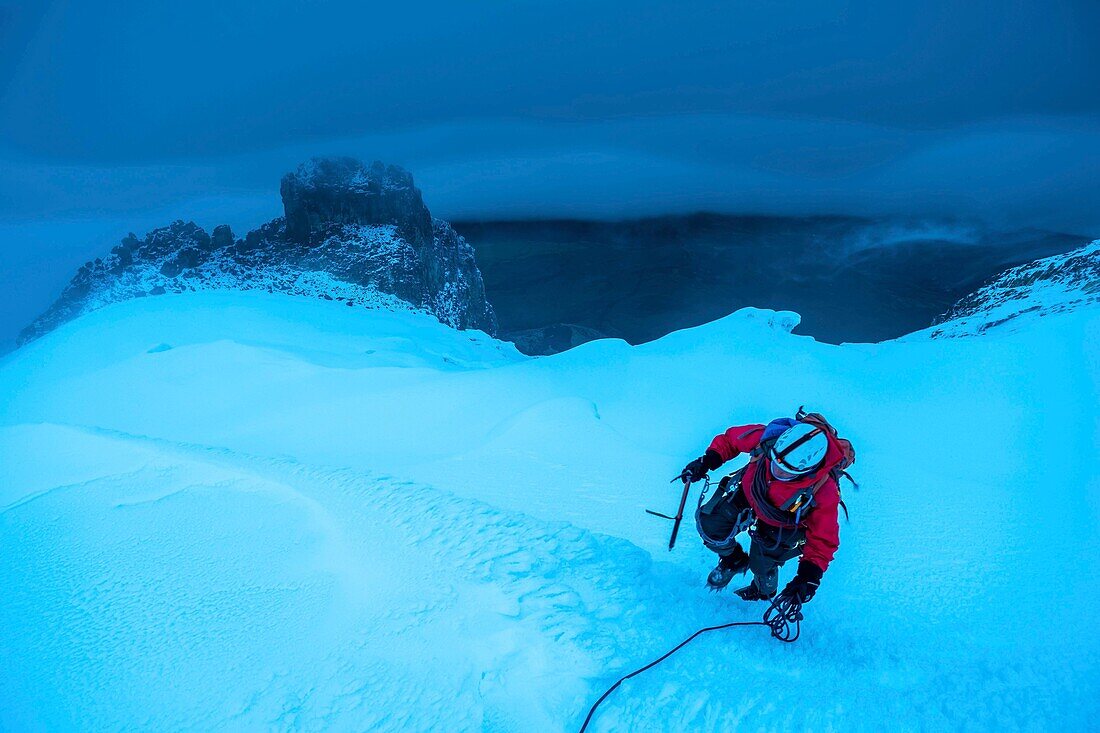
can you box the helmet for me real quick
[769,422,828,478]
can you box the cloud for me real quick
[2,114,1097,231]
[3,1,1099,161]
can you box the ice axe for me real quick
[646,473,698,550]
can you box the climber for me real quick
[678,410,854,603]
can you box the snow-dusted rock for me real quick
[930,240,1100,337]
[18,158,497,346]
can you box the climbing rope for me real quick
[762,592,804,643]
[578,595,804,732]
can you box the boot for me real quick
[734,581,775,602]
[705,547,749,591]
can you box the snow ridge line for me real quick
[0,467,154,515]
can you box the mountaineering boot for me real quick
[734,582,775,602]
[706,547,750,591]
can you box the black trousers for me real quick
[696,482,806,596]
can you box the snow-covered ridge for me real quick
[21,222,427,336]
[18,158,497,346]
[930,239,1100,337]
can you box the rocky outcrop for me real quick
[19,158,497,346]
[929,240,1100,337]
[499,323,612,355]
[281,158,434,246]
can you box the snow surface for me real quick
[1,290,1098,731]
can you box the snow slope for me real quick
[1,291,1098,731]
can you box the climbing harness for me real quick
[577,595,806,733]
[693,475,753,554]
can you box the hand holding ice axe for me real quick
[646,458,709,550]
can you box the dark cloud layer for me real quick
[0,0,1096,224]
[2,115,1096,231]
[3,0,1099,160]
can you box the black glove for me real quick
[679,449,724,483]
[781,560,823,603]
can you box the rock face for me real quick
[19,158,497,346]
[281,158,433,246]
[930,240,1100,337]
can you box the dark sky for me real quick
[1,0,1099,346]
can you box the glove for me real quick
[679,449,724,483]
[781,560,823,603]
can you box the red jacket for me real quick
[708,424,842,573]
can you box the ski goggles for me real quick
[768,459,805,482]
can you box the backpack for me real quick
[794,406,856,484]
[746,407,857,525]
